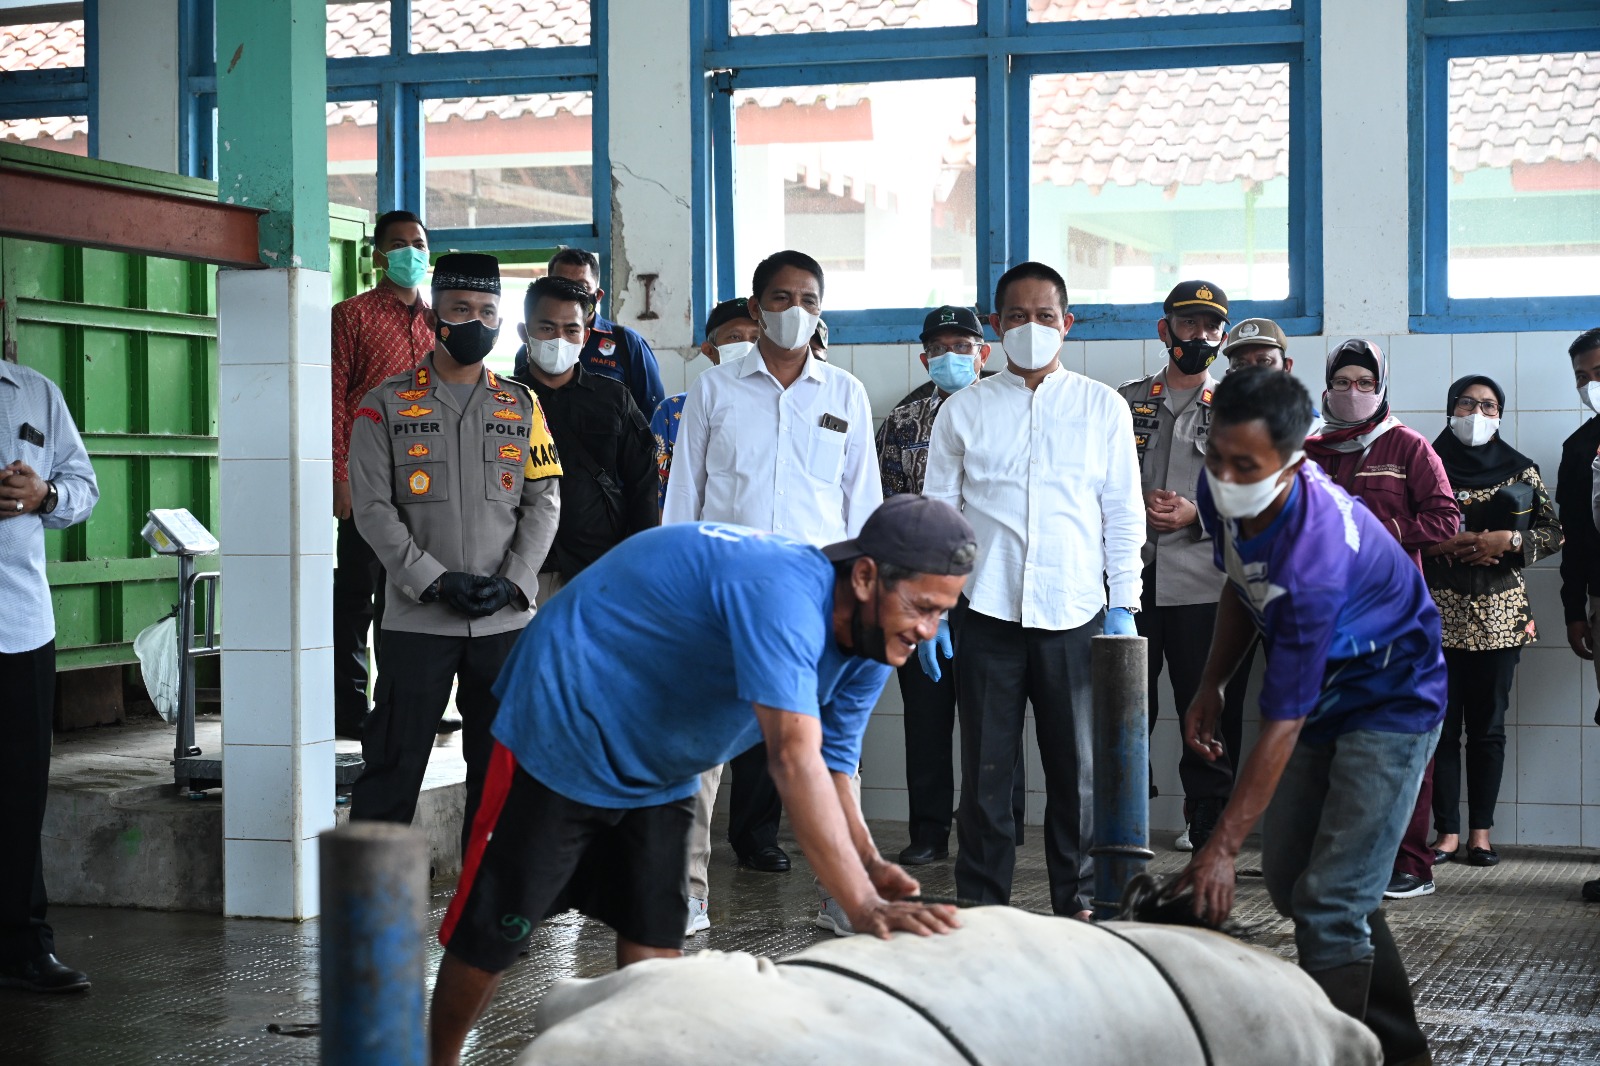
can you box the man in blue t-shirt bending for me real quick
[429,495,973,1065]
[1175,368,1444,1066]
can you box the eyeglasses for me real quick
[1329,377,1379,393]
[926,342,983,357]
[1452,397,1501,417]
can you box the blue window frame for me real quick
[0,1,98,159]
[693,0,1321,344]
[179,0,607,265]
[1409,0,1600,333]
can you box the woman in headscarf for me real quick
[1305,339,1460,902]
[1423,375,1562,868]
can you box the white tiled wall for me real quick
[769,330,1600,845]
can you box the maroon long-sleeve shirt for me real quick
[1308,423,1459,568]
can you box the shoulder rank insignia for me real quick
[407,443,430,458]
[407,469,431,495]
[396,388,430,402]
[492,408,523,421]
[1201,388,1214,404]
[498,444,523,462]
[500,470,516,493]
[1131,403,1158,417]
[398,404,434,418]
[1150,381,1164,397]
[355,407,381,423]
[414,367,430,387]
[486,369,499,389]
[494,391,519,405]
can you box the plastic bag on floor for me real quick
[135,612,181,724]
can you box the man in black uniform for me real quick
[512,275,658,599]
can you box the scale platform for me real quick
[175,752,366,795]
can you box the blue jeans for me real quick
[1261,724,1441,972]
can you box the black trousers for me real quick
[897,660,1027,850]
[727,742,781,857]
[351,628,519,857]
[0,641,56,964]
[1432,646,1519,835]
[1137,590,1251,805]
[954,605,1097,916]
[333,518,386,736]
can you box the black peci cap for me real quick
[704,298,751,339]
[1163,280,1228,320]
[432,252,501,295]
[823,495,978,576]
[920,305,985,344]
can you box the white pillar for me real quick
[95,0,180,173]
[1320,0,1410,335]
[217,267,336,919]
[607,0,696,359]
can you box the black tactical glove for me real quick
[422,571,483,615]
[468,575,519,617]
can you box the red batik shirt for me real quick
[332,285,437,482]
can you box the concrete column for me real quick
[1320,0,1410,335]
[607,0,695,358]
[95,0,180,173]
[214,0,335,920]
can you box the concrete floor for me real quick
[2,817,1598,1065]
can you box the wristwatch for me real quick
[1509,530,1523,551]
[40,480,59,516]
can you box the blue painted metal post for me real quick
[1090,634,1154,920]
[320,823,429,1065]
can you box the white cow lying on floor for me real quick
[515,906,1381,1066]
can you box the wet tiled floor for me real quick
[3,822,1598,1064]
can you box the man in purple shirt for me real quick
[1175,368,1444,1066]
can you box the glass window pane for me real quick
[0,116,89,156]
[1028,63,1290,305]
[0,8,84,70]
[328,101,379,215]
[327,1,390,58]
[732,79,978,310]
[1030,0,1287,20]
[423,92,593,228]
[1447,51,1600,299]
[731,0,975,35]
[410,0,590,52]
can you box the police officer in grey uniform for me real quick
[348,253,563,855]
[1118,280,1248,853]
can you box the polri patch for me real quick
[408,469,431,495]
[398,404,434,418]
[500,470,516,493]
[494,391,519,405]
[355,407,381,423]
[395,388,430,401]
[498,444,523,462]
[407,443,430,458]
[492,408,523,421]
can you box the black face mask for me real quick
[1170,337,1220,376]
[844,583,892,665]
[438,317,500,365]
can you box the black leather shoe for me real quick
[736,845,791,873]
[1430,848,1455,866]
[1468,847,1499,867]
[0,954,90,993]
[1582,878,1600,903]
[437,712,464,734]
[897,842,949,866]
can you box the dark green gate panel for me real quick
[0,157,373,671]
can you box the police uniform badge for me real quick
[408,469,431,495]
[407,443,429,458]
[414,367,430,387]
[486,369,499,389]
[1150,382,1164,398]
[599,339,616,355]
[1201,388,1214,405]
[396,388,429,401]
[1236,322,1259,339]
[1132,403,1158,417]
[494,391,518,405]
[492,408,523,422]
[500,470,516,493]
[498,444,523,462]
[398,404,434,418]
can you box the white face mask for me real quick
[759,305,820,352]
[1206,451,1304,521]
[1449,412,1499,447]
[1002,322,1063,371]
[1581,381,1600,414]
[714,340,755,363]
[531,336,582,375]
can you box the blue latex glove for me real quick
[917,617,953,681]
[1103,606,1137,637]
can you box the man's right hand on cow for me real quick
[847,896,962,940]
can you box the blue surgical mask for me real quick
[927,352,979,393]
[381,246,428,289]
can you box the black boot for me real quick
[1305,957,1373,1020]
[1366,909,1431,1066]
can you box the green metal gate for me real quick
[0,145,372,670]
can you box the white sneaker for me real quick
[1175,825,1194,852]
[685,896,710,935]
[814,897,855,937]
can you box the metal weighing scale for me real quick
[140,508,365,799]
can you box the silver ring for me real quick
[15,501,22,511]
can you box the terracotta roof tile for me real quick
[1449,52,1600,172]
[730,0,975,35]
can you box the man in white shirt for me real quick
[663,249,881,933]
[923,260,1145,919]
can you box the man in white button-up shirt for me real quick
[924,261,1145,919]
[663,249,882,932]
